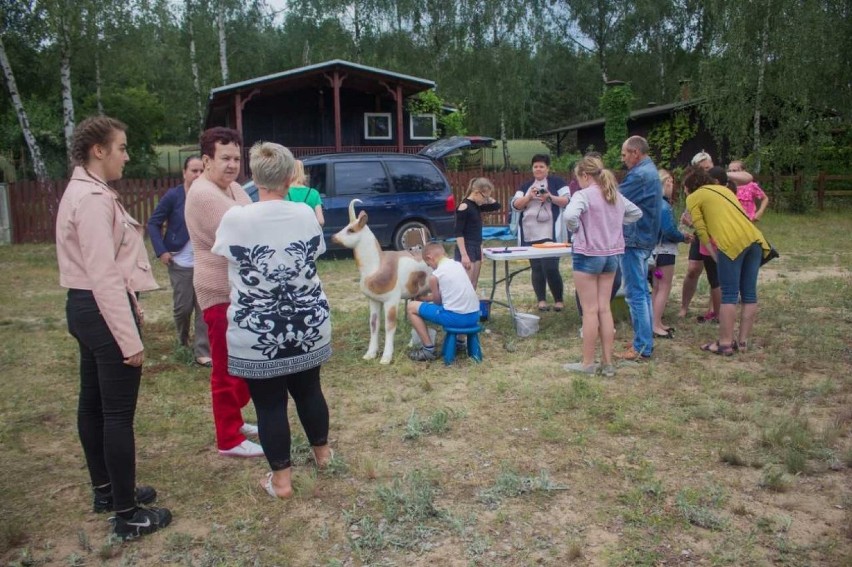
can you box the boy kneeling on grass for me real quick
[407,242,481,362]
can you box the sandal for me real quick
[553,303,564,312]
[653,331,674,339]
[697,311,718,324]
[262,472,294,499]
[538,305,551,312]
[733,341,748,353]
[700,341,734,356]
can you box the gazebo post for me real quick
[396,84,404,153]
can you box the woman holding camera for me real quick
[510,154,571,312]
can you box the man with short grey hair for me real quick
[617,136,661,361]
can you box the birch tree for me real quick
[186,0,203,131]
[217,0,229,84]
[0,34,48,180]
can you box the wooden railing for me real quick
[6,171,851,244]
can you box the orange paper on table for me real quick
[531,242,570,249]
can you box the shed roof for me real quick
[209,59,435,100]
[539,99,703,136]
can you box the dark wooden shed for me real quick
[204,59,441,159]
[539,99,725,168]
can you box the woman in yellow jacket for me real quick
[682,166,771,356]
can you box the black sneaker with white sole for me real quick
[109,506,172,540]
[93,485,158,513]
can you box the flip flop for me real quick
[700,341,734,356]
[262,472,278,498]
[653,331,674,339]
[262,472,292,500]
[538,305,551,312]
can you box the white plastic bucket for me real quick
[513,312,540,337]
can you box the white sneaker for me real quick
[219,439,264,458]
[240,423,259,437]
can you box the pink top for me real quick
[56,167,158,357]
[185,176,251,311]
[736,182,766,220]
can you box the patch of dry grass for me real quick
[1,211,851,565]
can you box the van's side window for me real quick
[305,163,327,195]
[387,161,446,192]
[334,162,389,195]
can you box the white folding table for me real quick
[482,245,573,317]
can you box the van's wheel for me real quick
[393,221,432,251]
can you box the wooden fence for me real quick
[8,177,179,244]
[6,171,851,244]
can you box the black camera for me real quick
[535,187,548,196]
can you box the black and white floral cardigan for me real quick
[212,200,332,378]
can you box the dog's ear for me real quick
[357,210,368,228]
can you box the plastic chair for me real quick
[441,325,483,365]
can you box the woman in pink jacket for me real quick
[56,116,171,540]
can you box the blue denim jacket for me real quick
[620,157,662,250]
[146,184,190,257]
[659,198,686,244]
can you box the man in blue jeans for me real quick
[617,136,662,361]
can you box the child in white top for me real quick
[406,242,480,362]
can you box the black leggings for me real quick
[525,239,564,302]
[245,366,329,471]
[703,255,720,289]
[67,290,141,512]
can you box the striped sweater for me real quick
[185,176,251,311]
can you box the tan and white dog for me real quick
[332,200,431,364]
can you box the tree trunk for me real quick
[59,9,75,169]
[95,47,103,115]
[0,35,49,181]
[753,3,771,174]
[187,0,203,132]
[216,0,229,84]
[500,112,510,170]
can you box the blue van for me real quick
[242,136,495,250]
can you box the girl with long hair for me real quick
[561,156,642,377]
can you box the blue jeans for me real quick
[621,247,654,356]
[716,243,762,304]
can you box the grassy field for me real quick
[156,145,200,176]
[1,211,851,566]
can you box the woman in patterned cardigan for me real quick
[212,141,333,499]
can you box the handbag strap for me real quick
[701,185,751,223]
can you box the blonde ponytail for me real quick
[465,177,494,199]
[574,155,619,204]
